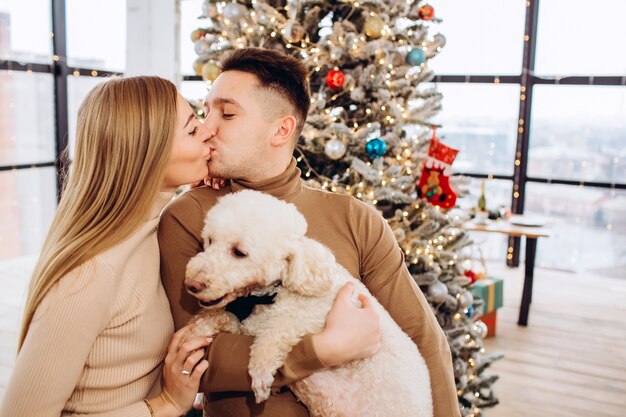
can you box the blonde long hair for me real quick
[18,76,178,350]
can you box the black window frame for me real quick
[0,0,122,201]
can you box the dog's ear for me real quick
[283,237,335,297]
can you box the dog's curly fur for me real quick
[184,190,433,417]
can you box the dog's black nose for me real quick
[185,280,206,294]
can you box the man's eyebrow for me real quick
[184,113,195,128]
[206,97,242,109]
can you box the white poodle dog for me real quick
[184,190,433,417]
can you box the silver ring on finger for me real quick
[181,369,191,376]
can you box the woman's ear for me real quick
[270,115,297,147]
[283,237,336,297]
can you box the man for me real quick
[159,47,460,417]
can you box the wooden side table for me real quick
[465,220,550,326]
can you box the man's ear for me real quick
[270,115,297,147]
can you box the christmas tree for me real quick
[190,1,501,415]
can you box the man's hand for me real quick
[311,282,382,367]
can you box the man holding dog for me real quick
[158,47,460,417]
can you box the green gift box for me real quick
[470,277,503,314]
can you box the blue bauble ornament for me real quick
[406,48,426,66]
[465,305,474,318]
[365,138,387,158]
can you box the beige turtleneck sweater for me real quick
[158,159,461,417]
[1,193,175,417]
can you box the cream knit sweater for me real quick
[1,192,175,417]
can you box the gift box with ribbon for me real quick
[470,277,503,314]
[481,310,497,337]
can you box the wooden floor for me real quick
[483,263,626,417]
[1,257,625,416]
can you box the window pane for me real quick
[66,0,126,71]
[526,183,626,273]
[181,0,205,76]
[0,71,55,166]
[457,177,512,212]
[431,83,519,176]
[536,0,626,76]
[428,0,525,75]
[0,167,56,260]
[0,0,52,64]
[529,85,626,184]
[458,178,512,262]
[67,75,107,160]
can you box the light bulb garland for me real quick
[190,1,502,413]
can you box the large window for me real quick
[435,0,626,271]
[0,0,125,261]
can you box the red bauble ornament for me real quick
[326,69,345,89]
[418,4,435,20]
[464,270,478,285]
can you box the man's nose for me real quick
[185,279,207,294]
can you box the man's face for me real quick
[202,71,281,181]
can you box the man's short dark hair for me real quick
[220,47,311,139]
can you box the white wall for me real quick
[126,0,181,84]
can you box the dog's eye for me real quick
[232,248,248,258]
[205,237,212,247]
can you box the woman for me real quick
[1,75,382,417]
[1,76,213,417]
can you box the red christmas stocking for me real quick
[417,130,459,209]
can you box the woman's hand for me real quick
[311,282,382,368]
[192,176,225,190]
[148,324,212,417]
